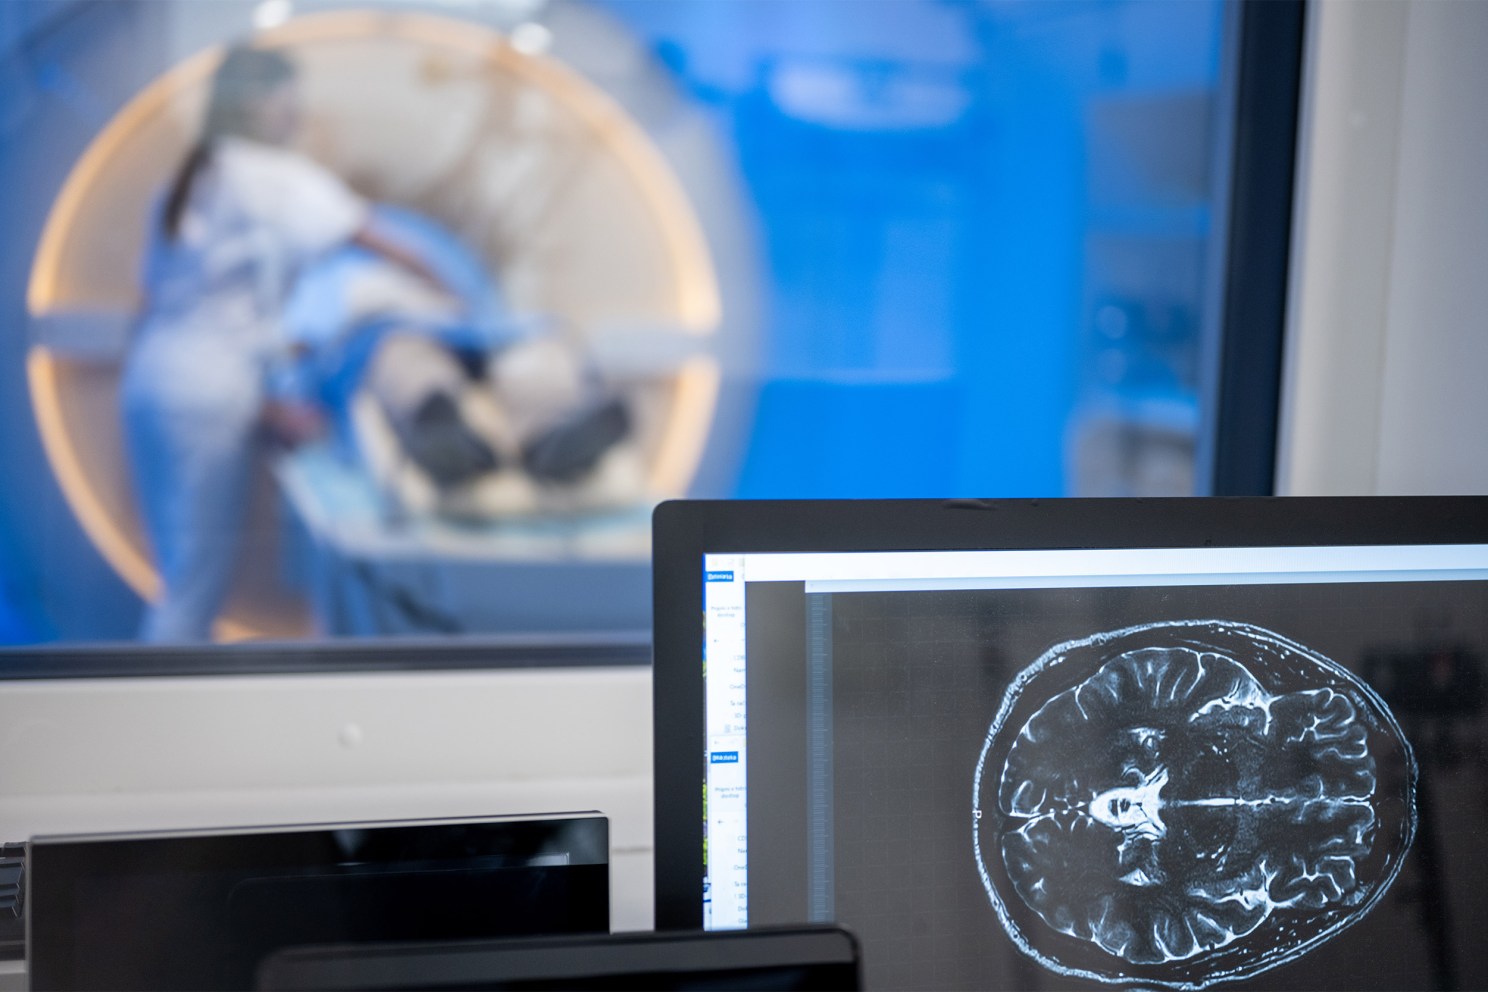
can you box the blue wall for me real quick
[600,0,1224,498]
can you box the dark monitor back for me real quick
[28,813,608,991]
[256,925,861,991]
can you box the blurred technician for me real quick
[121,44,434,641]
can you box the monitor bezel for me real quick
[650,495,1488,929]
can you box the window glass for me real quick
[0,0,1231,647]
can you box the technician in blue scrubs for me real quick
[122,45,438,641]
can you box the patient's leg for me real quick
[361,333,517,490]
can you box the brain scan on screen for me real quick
[972,620,1417,989]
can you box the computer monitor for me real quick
[28,813,608,991]
[651,497,1488,990]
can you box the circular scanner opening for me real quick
[27,9,721,639]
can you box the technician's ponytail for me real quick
[162,142,210,240]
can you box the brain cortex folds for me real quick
[973,620,1417,989]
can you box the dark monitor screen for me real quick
[27,813,608,991]
[651,497,1488,990]
[256,925,861,991]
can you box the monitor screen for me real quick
[652,498,1488,990]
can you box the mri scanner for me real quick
[21,4,757,640]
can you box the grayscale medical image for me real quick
[973,620,1417,989]
[741,578,1487,990]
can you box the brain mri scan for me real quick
[972,620,1417,989]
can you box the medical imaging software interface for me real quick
[701,546,1488,990]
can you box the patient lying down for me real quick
[279,205,651,520]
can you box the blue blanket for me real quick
[279,204,535,451]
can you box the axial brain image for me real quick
[972,621,1417,989]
